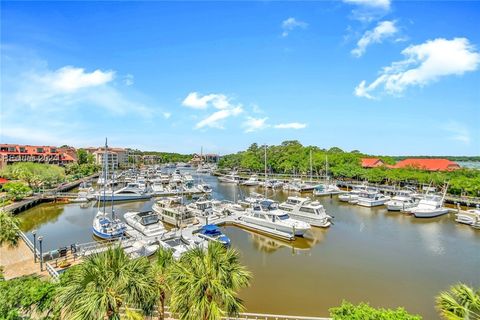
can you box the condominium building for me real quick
[0,144,75,169]
[85,147,129,169]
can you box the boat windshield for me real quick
[141,215,159,225]
[260,200,278,211]
[278,214,290,220]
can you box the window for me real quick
[8,147,16,152]
[19,147,26,153]
[37,148,44,153]
[299,207,316,214]
[50,148,57,153]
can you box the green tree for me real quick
[2,182,32,201]
[76,149,89,165]
[0,210,20,247]
[168,242,251,320]
[436,283,480,320]
[58,246,157,320]
[152,247,175,320]
[0,163,65,190]
[329,301,422,320]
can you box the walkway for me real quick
[0,239,47,280]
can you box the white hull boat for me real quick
[123,211,166,237]
[411,194,449,218]
[279,196,331,228]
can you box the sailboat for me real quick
[92,139,126,240]
[313,155,341,196]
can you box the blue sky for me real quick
[1,0,479,155]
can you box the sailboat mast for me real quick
[264,144,267,197]
[111,168,115,219]
[310,149,313,182]
[103,138,108,216]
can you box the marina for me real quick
[12,168,480,319]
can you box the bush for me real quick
[2,182,32,201]
[329,301,422,320]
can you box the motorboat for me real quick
[283,179,316,192]
[385,190,417,211]
[263,179,284,189]
[124,239,159,259]
[241,199,311,236]
[338,184,369,203]
[96,183,151,202]
[196,183,213,193]
[455,209,480,226]
[279,196,331,227]
[196,224,231,246]
[242,174,260,186]
[123,211,166,237]
[152,197,196,226]
[411,194,449,218]
[356,189,390,207]
[186,199,214,217]
[218,172,240,184]
[313,183,341,196]
[158,235,195,259]
[238,192,265,207]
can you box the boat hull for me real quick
[412,209,449,218]
[241,216,309,236]
[287,213,331,228]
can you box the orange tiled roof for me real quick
[393,158,460,171]
[361,158,384,168]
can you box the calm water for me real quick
[18,170,479,319]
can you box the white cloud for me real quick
[243,117,269,133]
[274,122,307,129]
[343,0,390,10]
[182,92,229,110]
[351,20,398,57]
[355,38,480,99]
[124,74,134,86]
[35,66,114,92]
[281,17,308,37]
[444,122,471,144]
[163,112,172,119]
[195,106,243,129]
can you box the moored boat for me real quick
[279,196,331,228]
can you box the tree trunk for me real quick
[159,292,165,320]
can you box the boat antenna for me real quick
[111,167,115,220]
[310,149,313,182]
[264,144,267,198]
[103,138,108,216]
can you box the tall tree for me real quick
[58,246,157,320]
[0,210,20,247]
[168,242,251,320]
[152,247,174,320]
[436,283,480,320]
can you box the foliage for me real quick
[152,247,175,320]
[140,151,193,164]
[168,242,251,320]
[76,149,94,165]
[0,210,20,247]
[64,163,99,180]
[57,246,157,320]
[2,181,32,201]
[0,275,58,320]
[329,301,422,320]
[218,141,480,196]
[436,283,480,320]
[0,163,65,190]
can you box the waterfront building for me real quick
[0,144,75,168]
[392,158,460,171]
[85,146,129,169]
[361,158,385,168]
[190,153,220,166]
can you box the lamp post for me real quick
[32,230,37,263]
[38,236,44,271]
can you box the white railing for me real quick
[45,262,60,280]
[224,314,330,320]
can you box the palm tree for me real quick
[168,242,251,320]
[57,246,157,320]
[0,210,20,247]
[436,283,480,320]
[152,247,174,320]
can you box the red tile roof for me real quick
[361,158,384,168]
[0,178,9,184]
[393,158,460,171]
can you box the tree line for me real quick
[218,141,480,197]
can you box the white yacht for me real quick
[455,209,480,226]
[241,200,311,236]
[196,183,213,193]
[242,174,260,186]
[96,182,151,202]
[123,211,166,237]
[158,235,196,259]
[263,179,284,189]
[124,239,159,259]
[356,189,390,207]
[283,179,316,192]
[313,183,341,196]
[385,190,417,211]
[279,196,331,227]
[411,194,449,218]
[338,185,369,203]
[186,199,214,217]
[152,197,196,226]
[218,172,240,184]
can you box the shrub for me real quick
[329,301,422,320]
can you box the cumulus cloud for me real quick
[195,107,243,129]
[343,0,391,10]
[352,20,398,57]
[281,17,308,37]
[36,66,114,92]
[182,92,229,109]
[274,122,307,129]
[243,117,269,133]
[355,37,480,99]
